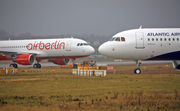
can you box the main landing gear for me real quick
[9,63,18,68]
[134,60,141,74]
[9,56,18,68]
[33,60,41,68]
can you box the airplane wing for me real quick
[0,50,39,58]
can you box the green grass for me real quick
[0,63,180,110]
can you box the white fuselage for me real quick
[99,28,180,60]
[0,38,95,60]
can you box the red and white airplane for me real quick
[0,37,95,68]
[98,27,180,74]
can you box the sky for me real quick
[0,0,180,36]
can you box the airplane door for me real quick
[135,32,145,49]
[66,40,72,51]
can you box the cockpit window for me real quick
[115,37,120,41]
[109,37,116,41]
[77,43,89,46]
[121,37,125,42]
[83,43,89,46]
[109,37,126,42]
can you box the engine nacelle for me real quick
[172,60,180,69]
[16,54,35,65]
[51,59,70,65]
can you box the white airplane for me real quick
[0,37,95,68]
[98,27,180,74]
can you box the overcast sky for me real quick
[0,0,180,36]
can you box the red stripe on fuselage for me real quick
[0,54,88,61]
[35,55,88,60]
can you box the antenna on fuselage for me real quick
[139,25,142,29]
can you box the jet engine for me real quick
[15,54,35,65]
[50,59,70,65]
[172,60,180,69]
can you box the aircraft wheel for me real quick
[9,64,18,68]
[134,68,141,74]
[73,64,78,68]
[38,64,41,68]
[14,64,18,68]
[9,64,14,67]
[33,64,41,68]
[33,64,38,68]
[177,65,180,69]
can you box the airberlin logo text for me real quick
[27,41,65,50]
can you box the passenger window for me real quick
[168,38,171,41]
[121,37,125,42]
[156,38,158,41]
[160,38,162,41]
[148,38,150,41]
[177,38,179,41]
[115,37,120,41]
[164,38,166,41]
[152,38,154,41]
[173,38,175,41]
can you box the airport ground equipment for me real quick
[71,64,107,76]
[61,64,81,68]
[62,60,96,68]
[0,67,17,74]
[82,60,96,67]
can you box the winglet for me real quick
[139,25,142,29]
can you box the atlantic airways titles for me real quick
[147,32,180,36]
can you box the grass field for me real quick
[0,63,180,110]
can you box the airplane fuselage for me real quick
[0,38,94,60]
[99,28,180,60]
[0,38,95,68]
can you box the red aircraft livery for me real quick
[0,38,95,68]
[27,40,65,50]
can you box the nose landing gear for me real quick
[72,58,78,68]
[134,60,141,74]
